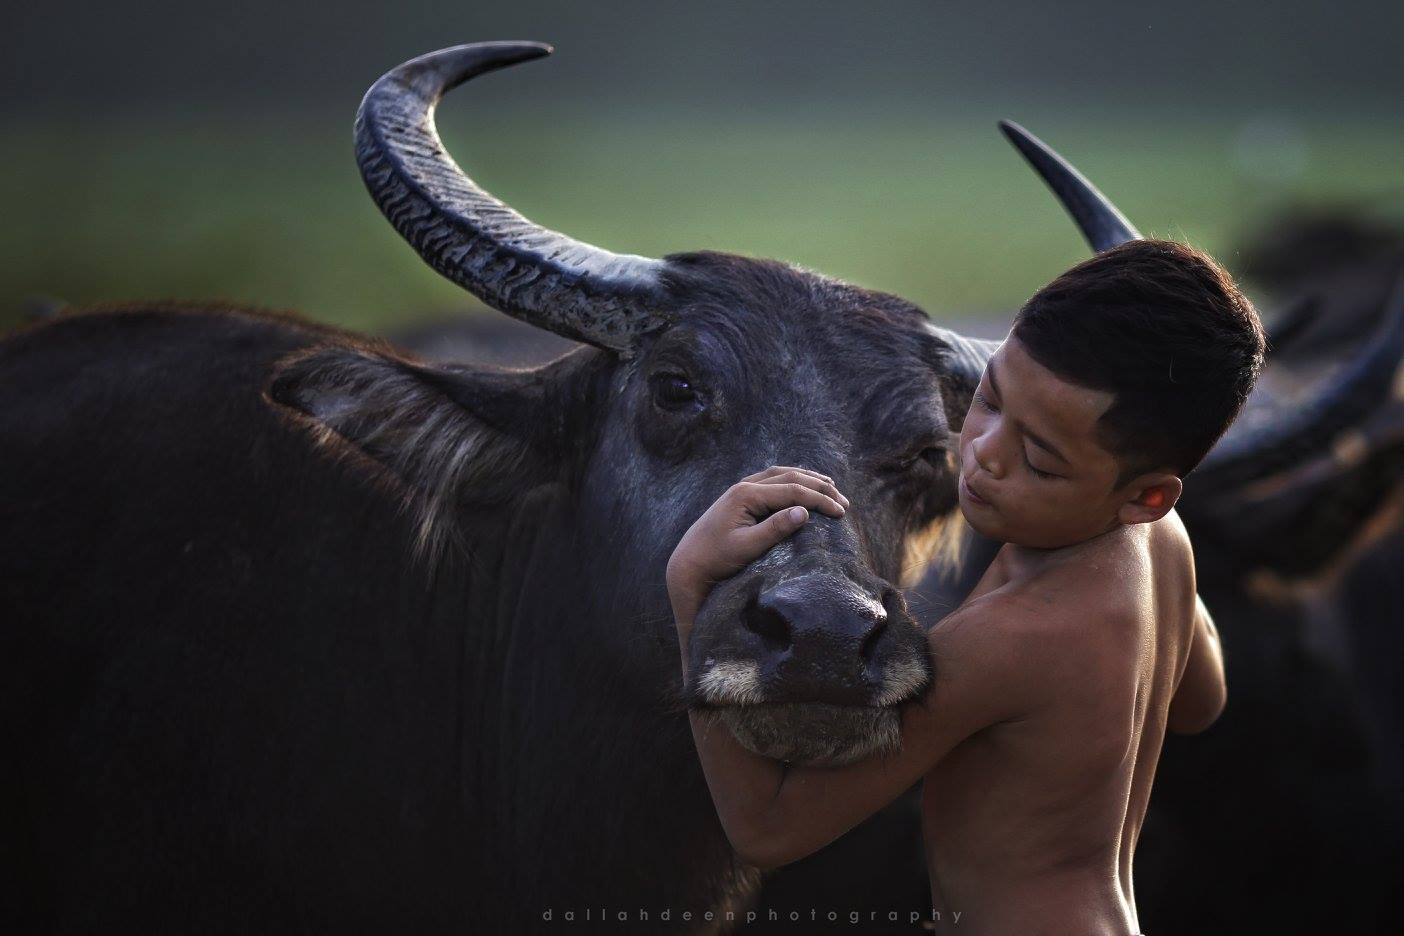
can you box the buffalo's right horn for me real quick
[355,42,669,353]
[999,120,1141,253]
[928,325,1002,431]
[929,326,1001,391]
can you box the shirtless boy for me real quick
[667,240,1265,935]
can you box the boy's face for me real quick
[957,334,1174,549]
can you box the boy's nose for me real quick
[745,573,889,704]
[972,431,1005,479]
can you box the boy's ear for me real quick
[1116,472,1183,526]
[268,342,602,552]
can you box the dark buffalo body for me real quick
[0,307,549,930]
[0,249,971,933]
[0,41,1004,933]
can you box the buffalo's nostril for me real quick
[859,618,888,662]
[744,596,793,654]
[748,575,902,705]
[754,577,888,658]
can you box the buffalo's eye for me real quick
[918,446,948,470]
[650,372,702,412]
[887,444,948,478]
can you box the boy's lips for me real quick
[960,474,994,508]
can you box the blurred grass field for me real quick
[4,110,1402,336]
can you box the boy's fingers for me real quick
[741,464,835,486]
[750,469,849,509]
[736,481,846,520]
[740,466,786,483]
[736,504,809,555]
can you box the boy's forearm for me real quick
[666,469,872,869]
[1168,594,1227,734]
[684,705,789,867]
[677,633,790,867]
[1195,593,1220,644]
[1192,593,1225,678]
[677,632,947,870]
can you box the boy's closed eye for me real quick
[1023,450,1061,480]
[972,388,1063,480]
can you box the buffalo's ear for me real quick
[269,342,603,554]
[937,372,977,435]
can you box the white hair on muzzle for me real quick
[697,660,766,706]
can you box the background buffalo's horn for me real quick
[355,42,668,352]
[1264,293,1322,358]
[999,120,1142,253]
[1191,268,1404,488]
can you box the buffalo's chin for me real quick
[718,702,901,767]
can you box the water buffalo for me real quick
[0,41,995,934]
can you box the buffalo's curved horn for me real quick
[356,42,668,352]
[1191,269,1404,488]
[1265,293,1322,358]
[999,120,1141,253]
[928,326,1002,433]
[929,326,1001,390]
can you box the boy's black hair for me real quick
[1011,239,1266,486]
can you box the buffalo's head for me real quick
[274,42,1217,767]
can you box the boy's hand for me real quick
[667,466,849,655]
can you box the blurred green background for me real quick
[4,0,1402,335]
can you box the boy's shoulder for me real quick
[927,581,1128,727]
[1036,511,1193,613]
[929,571,1108,694]
[921,519,1196,724]
[933,517,1194,692]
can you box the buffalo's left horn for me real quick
[355,42,668,353]
[929,326,1001,391]
[999,120,1141,253]
[1191,269,1404,488]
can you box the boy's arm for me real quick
[679,613,1026,870]
[1167,593,1227,734]
[668,468,1029,871]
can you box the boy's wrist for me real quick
[666,557,708,630]
[673,610,696,684]
[671,596,699,658]
[666,555,702,688]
